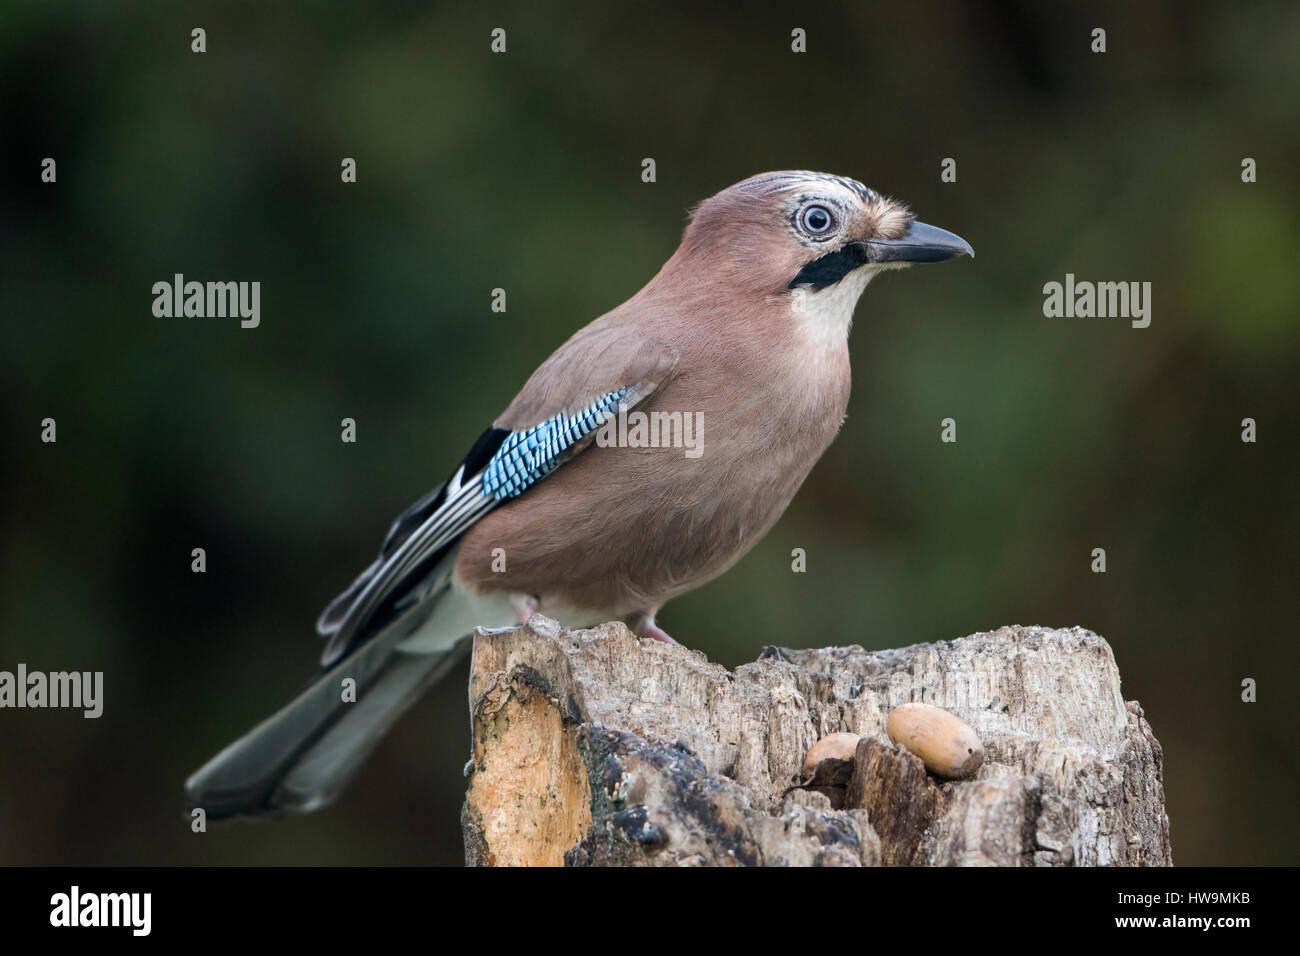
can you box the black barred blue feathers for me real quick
[482,387,630,500]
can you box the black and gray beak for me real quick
[862,221,974,264]
[786,219,974,291]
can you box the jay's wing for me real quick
[315,323,678,666]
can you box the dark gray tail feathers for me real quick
[185,602,469,820]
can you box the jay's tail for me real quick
[185,432,521,819]
[185,545,508,819]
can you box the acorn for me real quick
[886,703,983,779]
[802,732,862,777]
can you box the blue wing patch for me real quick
[482,387,630,501]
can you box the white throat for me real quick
[792,265,892,350]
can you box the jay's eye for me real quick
[800,204,835,235]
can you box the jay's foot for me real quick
[642,622,680,645]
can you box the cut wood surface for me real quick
[461,616,1172,866]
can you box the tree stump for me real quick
[461,616,1172,866]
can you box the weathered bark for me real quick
[461,616,1171,866]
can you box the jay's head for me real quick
[679,171,972,332]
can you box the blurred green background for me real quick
[2,0,1298,866]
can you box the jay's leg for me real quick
[642,622,680,645]
[639,614,680,645]
[510,592,539,624]
[623,611,680,645]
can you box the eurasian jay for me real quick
[185,170,972,818]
